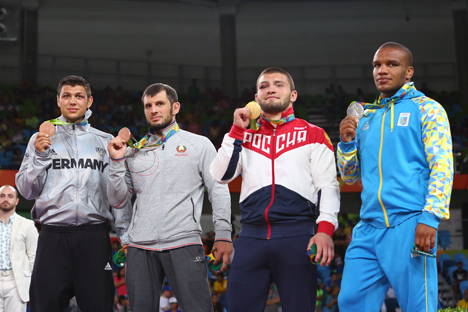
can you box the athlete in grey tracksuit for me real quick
[108,83,232,312]
[16,77,116,312]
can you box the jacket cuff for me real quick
[418,211,441,229]
[317,221,335,237]
[34,149,50,158]
[110,157,126,170]
[228,124,246,141]
[338,137,356,153]
[215,230,232,242]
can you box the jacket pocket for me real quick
[191,198,197,223]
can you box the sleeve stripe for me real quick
[221,139,243,181]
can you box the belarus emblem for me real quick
[176,145,187,153]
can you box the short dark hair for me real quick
[256,67,295,92]
[378,42,413,66]
[0,185,18,198]
[141,83,178,104]
[57,75,92,98]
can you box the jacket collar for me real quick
[258,106,295,129]
[364,82,418,110]
[57,109,92,132]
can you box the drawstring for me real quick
[390,102,394,133]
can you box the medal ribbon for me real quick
[46,118,89,126]
[132,122,179,149]
[255,113,295,130]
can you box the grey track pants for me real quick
[126,245,214,312]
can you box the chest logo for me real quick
[397,113,411,127]
[95,147,107,158]
[176,145,187,153]
[362,122,369,131]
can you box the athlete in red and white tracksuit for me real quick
[210,105,340,311]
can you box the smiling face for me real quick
[255,72,297,115]
[372,47,414,98]
[57,85,93,123]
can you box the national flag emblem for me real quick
[397,112,411,127]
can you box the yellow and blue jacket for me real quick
[337,82,453,229]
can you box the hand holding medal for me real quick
[245,101,261,129]
[34,122,55,152]
[107,127,131,160]
[339,101,364,143]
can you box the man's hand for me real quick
[122,244,128,257]
[339,116,359,143]
[212,241,233,272]
[308,232,334,266]
[34,133,52,152]
[414,223,437,252]
[107,137,127,159]
[233,107,251,129]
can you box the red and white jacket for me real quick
[210,107,340,239]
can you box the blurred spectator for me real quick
[458,289,468,309]
[159,285,173,312]
[326,284,340,312]
[213,272,227,297]
[264,283,280,312]
[212,294,224,312]
[453,261,468,298]
[316,279,324,312]
[325,271,340,294]
[114,267,127,296]
[164,297,182,312]
[116,295,130,312]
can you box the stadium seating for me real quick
[438,230,452,250]
[453,253,467,263]
[438,254,452,272]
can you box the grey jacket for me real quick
[15,110,114,225]
[108,125,232,250]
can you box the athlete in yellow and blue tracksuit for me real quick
[337,82,453,311]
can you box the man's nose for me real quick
[378,65,389,74]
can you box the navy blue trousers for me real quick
[226,235,317,312]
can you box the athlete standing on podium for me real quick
[337,42,453,311]
[210,67,341,311]
[16,75,115,312]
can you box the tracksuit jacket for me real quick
[337,82,453,229]
[15,110,115,225]
[107,122,232,250]
[210,107,340,238]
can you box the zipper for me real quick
[378,108,390,227]
[73,124,78,225]
[191,198,196,222]
[264,128,276,239]
[158,145,165,250]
